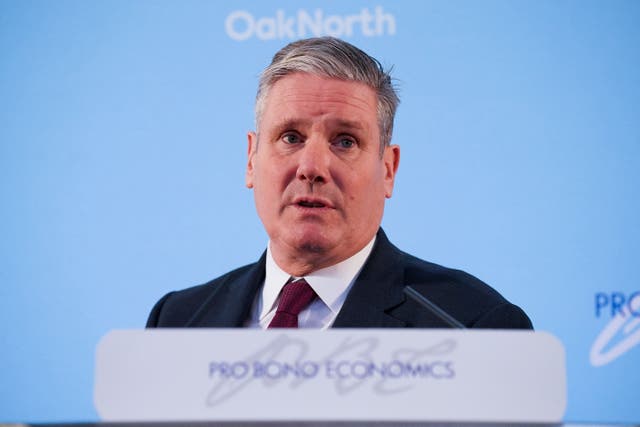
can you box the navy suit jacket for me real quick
[146,229,532,329]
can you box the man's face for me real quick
[246,73,399,275]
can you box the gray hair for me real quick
[255,37,400,150]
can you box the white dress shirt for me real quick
[246,237,376,329]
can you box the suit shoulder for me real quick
[402,251,506,300]
[395,249,532,329]
[169,263,257,301]
[146,262,258,327]
[376,231,501,299]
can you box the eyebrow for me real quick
[332,118,365,131]
[270,117,365,133]
[272,118,308,133]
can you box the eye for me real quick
[334,136,357,149]
[282,132,302,144]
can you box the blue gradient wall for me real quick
[1,0,638,423]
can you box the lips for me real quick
[298,200,326,208]
[292,197,333,209]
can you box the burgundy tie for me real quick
[268,279,317,328]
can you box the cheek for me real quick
[361,165,389,205]
[254,167,285,208]
[360,162,386,190]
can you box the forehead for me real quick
[260,73,378,128]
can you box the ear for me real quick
[245,131,258,189]
[382,144,400,198]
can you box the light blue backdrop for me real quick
[1,0,639,423]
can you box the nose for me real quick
[296,139,330,184]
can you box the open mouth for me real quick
[297,200,326,208]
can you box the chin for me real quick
[297,241,328,254]
[290,227,335,255]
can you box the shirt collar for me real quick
[260,237,376,320]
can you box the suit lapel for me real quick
[333,229,408,328]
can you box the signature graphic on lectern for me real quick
[205,334,456,407]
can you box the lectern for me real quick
[95,329,566,424]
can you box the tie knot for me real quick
[268,279,317,328]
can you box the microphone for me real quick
[403,285,466,329]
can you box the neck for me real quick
[271,249,340,277]
[268,235,376,277]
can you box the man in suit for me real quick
[147,37,532,330]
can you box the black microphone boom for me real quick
[403,285,466,329]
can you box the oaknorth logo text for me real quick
[225,7,396,41]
